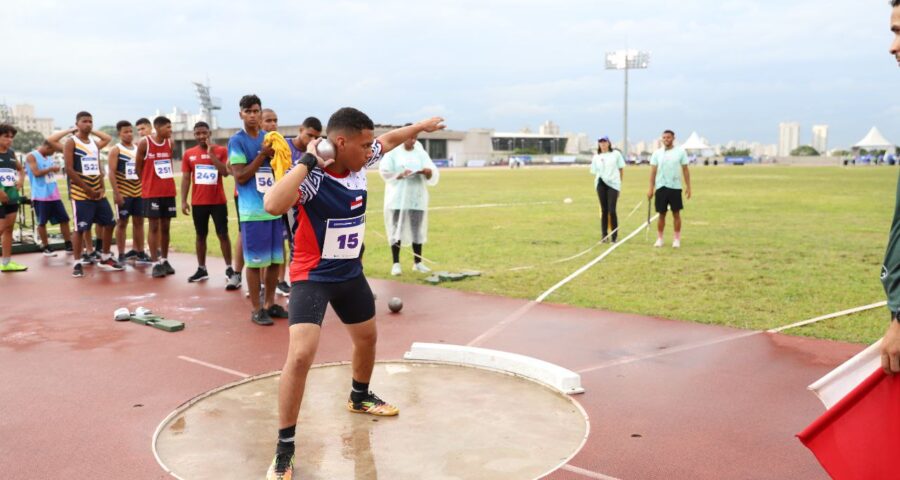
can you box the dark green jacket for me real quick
[883,170,900,314]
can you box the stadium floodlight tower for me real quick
[605,49,650,161]
[192,79,222,129]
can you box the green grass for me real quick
[38,166,895,345]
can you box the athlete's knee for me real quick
[352,325,377,348]
[285,347,317,372]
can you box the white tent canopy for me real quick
[681,131,711,151]
[854,127,894,150]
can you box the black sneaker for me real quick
[267,304,289,319]
[252,309,274,326]
[163,260,175,275]
[276,281,290,297]
[266,452,295,480]
[42,246,57,257]
[152,263,166,278]
[90,250,101,263]
[188,267,209,283]
[72,263,84,278]
[135,252,153,265]
[225,266,235,280]
[123,250,138,262]
[64,241,73,253]
[226,272,242,291]
[81,253,95,265]
[99,257,124,271]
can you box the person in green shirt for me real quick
[881,0,900,373]
[590,136,625,242]
[0,124,27,272]
[647,130,692,248]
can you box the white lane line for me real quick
[766,301,887,333]
[467,301,539,347]
[507,201,644,272]
[469,214,658,347]
[178,355,250,378]
[535,215,658,303]
[562,464,622,480]
[576,331,761,374]
[430,201,553,211]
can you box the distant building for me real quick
[10,104,54,137]
[539,120,560,136]
[778,122,800,156]
[152,106,218,132]
[492,130,568,155]
[812,125,829,154]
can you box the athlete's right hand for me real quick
[882,319,900,374]
[306,139,335,170]
[182,204,191,216]
[647,189,654,199]
[114,192,124,206]
[51,165,61,173]
[260,144,275,159]
[93,187,104,200]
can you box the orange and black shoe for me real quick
[266,452,294,480]
[347,391,399,416]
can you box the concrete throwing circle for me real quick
[154,361,589,479]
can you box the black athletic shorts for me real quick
[73,199,115,232]
[1,202,18,217]
[143,196,177,218]
[116,197,143,220]
[655,187,684,214]
[289,274,376,326]
[192,204,229,237]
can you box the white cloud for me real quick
[2,0,899,147]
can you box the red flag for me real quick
[798,370,900,479]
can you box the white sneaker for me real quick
[673,239,681,249]
[654,238,664,248]
[412,262,432,273]
[391,263,402,276]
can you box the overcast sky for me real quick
[4,0,899,148]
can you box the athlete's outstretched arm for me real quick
[377,117,445,153]
[264,139,332,215]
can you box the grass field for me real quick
[36,165,897,345]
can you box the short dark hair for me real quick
[0,124,18,136]
[153,116,171,128]
[135,117,151,127]
[41,140,53,149]
[116,120,132,132]
[301,117,322,131]
[239,94,262,111]
[893,0,900,7]
[326,107,374,135]
[76,111,92,122]
[193,121,210,130]
[663,129,675,136]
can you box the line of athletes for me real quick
[14,110,324,318]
